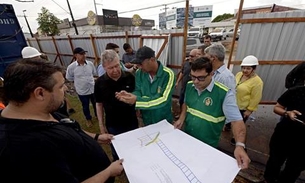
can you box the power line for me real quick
[50,0,70,14]
[119,0,185,14]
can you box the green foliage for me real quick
[212,13,234,22]
[36,7,63,36]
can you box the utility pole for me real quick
[161,4,169,15]
[22,10,34,37]
[93,0,98,15]
[66,0,79,35]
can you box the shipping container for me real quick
[0,4,27,76]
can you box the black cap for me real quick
[131,46,155,64]
[73,47,87,54]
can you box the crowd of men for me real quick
[0,34,304,183]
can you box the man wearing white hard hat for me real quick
[21,46,41,59]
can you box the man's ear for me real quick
[33,87,45,100]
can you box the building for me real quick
[207,4,298,33]
[57,13,155,35]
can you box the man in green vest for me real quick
[115,46,175,126]
[174,57,250,169]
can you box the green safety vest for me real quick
[184,81,228,147]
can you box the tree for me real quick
[212,13,234,22]
[37,7,63,36]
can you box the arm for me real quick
[65,65,74,81]
[81,159,124,183]
[231,120,250,169]
[222,90,250,169]
[173,103,187,129]
[175,72,183,88]
[274,102,302,120]
[96,102,107,134]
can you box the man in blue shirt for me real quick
[122,43,136,69]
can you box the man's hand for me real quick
[107,159,124,177]
[124,62,133,69]
[234,146,250,169]
[243,110,252,119]
[97,133,113,144]
[115,90,137,105]
[173,119,184,129]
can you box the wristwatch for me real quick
[235,142,246,149]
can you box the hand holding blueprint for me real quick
[112,120,240,183]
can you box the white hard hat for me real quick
[21,46,41,58]
[241,55,259,66]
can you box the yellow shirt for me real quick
[235,72,263,111]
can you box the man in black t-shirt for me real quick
[264,86,305,183]
[0,59,123,183]
[95,49,138,161]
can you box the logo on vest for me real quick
[203,97,213,106]
[157,86,162,94]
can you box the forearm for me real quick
[178,104,187,121]
[96,103,106,133]
[231,121,246,143]
[176,73,183,84]
[81,168,111,183]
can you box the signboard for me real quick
[193,5,213,27]
[159,12,166,29]
[102,9,118,25]
[166,9,176,29]
[176,7,194,28]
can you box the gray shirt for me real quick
[66,60,97,95]
[213,64,236,93]
[122,50,136,64]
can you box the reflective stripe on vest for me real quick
[186,106,225,123]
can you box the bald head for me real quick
[189,49,199,62]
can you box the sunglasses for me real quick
[189,74,209,81]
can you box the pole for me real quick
[23,10,33,38]
[66,0,79,35]
[182,0,189,63]
[227,0,244,69]
[93,0,98,15]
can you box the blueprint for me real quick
[112,120,240,183]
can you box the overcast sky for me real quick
[2,0,305,33]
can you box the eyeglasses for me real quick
[189,74,209,81]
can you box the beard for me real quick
[46,94,64,113]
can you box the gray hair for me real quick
[101,50,120,66]
[204,44,226,62]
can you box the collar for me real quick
[192,78,215,93]
[215,64,226,74]
[155,61,163,78]
[75,60,87,66]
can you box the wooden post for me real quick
[227,0,244,68]
[125,31,129,44]
[182,0,189,66]
[90,34,99,66]
[52,36,64,66]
